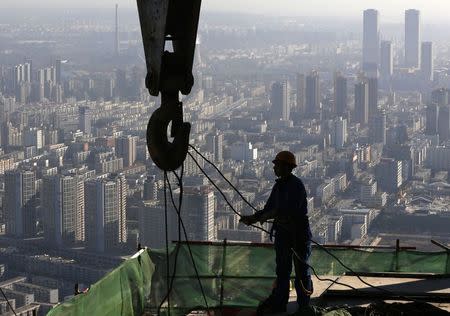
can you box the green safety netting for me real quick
[47,242,450,316]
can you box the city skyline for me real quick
[4,1,450,22]
[1,3,450,314]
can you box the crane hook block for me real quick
[146,107,191,171]
[137,0,202,96]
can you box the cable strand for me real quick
[166,169,211,315]
[0,287,17,316]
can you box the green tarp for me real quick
[47,243,450,316]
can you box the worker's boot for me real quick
[256,297,287,315]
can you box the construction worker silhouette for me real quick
[240,151,313,315]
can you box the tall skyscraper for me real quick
[5,170,37,238]
[333,117,347,149]
[79,106,92,135]
[270,81,289,120]
[42,175,85,247]
[55,59,62,84]
[85,174,127,252]
[138,201,177,249]
[426,104,439,135]
[270,80,290,121]
[380,41,393,81]
[376,158,403,193]
[405,9,421,68]
[369,110,387,144]
[206,132,223,162]
[296,73,305,112]
[354,81,369,125]
[23,63,31,83]
[438,106,450,142]
[305,71,320,117]
[421,42,434,81]
[115,69,127,98]
[24,58,33,82]
[116,135,137,167]
[367,77,378,119]
[334,73,347,116]
[115,4,119,56]
[181,186,216,241]
[363,9,380,74]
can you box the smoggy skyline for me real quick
[3,0,450,22]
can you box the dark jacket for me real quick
[258,174,312,241]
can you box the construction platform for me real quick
[46,241,450,316]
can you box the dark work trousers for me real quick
[270,227,312,308]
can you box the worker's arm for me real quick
[240,185,277,225]
[240,209,277,226]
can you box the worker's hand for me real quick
[239,214,258,226]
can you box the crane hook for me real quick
[146,96,191,171]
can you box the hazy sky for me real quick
[3,0,450,22]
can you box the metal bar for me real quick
[431,239,450,251]
[395,239,400,272]
[219,239,227,312]
[324,289,450,303]
[318,244,416,250]
[344,271,450,279]
[174,240,416,250]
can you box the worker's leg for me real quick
[270,230,293,307]
[293,241,313,307]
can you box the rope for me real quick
[157,169,184,316]
[165,170,211,315]
[157,171,171,316]
[187,151,270,235]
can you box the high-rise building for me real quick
[42,175,85,247]
[55,59,62,84]
[405,9,421,68]
[367,77,378,119]
[333,117,347,149]
[421,42,434,81]
[115,135,137,167]
[115,4,119,56]
[380,41,393,81]
[143,175,157,200]
[270,81,289,120]
[376,158,403,193]
[305,71,320,117]
[4,170,37,238]
[438,106,450,142]
[36,69,45,85]
[296,73,305,112]
[24,58,33,82]
[369,110,387,144]
[334,73,347,116]
[79,106,92,135]
[138,200,177,249]
[115,69,127,98]
[426,104,439,135]
[363,9,380,74]
[23,63,31,83]
[181,186,216,241]
[24,128,43,150]
[206,132,223,162]
[85,174,127,252]
[354,81,369,125]
[431,88,449,106]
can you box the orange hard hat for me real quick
[273,151,297,167]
